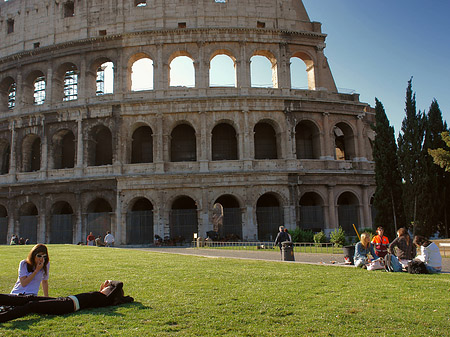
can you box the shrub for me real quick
[329,227,346,247]
[313,231,328,244]
[290,227,314,243]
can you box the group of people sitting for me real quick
[86,231,115,247]
[354,226,442,274]
[0,244,133,323]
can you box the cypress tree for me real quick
[397,78,425,234]
[372,98,405,239]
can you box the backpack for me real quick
[407,260,429,274]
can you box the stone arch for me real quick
[86,197,113,238]
[254,121,278,159]
[131,125,153,164]
[87,124,113,166]
[21,134,41,172]
[299,192,325,231]
[256,192,283,241]
[170,123,196,162]
[23,70,46,106]
[290,51,315,90]
[49,201,74,243]
[170,195,198,243]
[209,50,237,87]
[211,122,238,161]
[126,197,154,244]
[18,202,38,244]
[250,50,278,88]
[334,122,356,160]
[51,129,75,169]
[214,194,242,240]
[0,204,7,244]
[129,53,154,91]
[169,52,195,88]
[89,57,115,96]
[0,76,16,112]
[295,119,321,159]
[0,138,10,175]
[337,191,360,233]
[54,62,79,102]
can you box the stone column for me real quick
[327,184,336,232]
[75,193,83,244]
[9,120,17,176]
[75,118,84,176]
[361,185,371,229]
[356,114,366,161]
[321,112,333,160]
[237,42,250,90]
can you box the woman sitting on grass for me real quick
[354,233,379,268]
[413,235,442,274]
[0,280,133,323]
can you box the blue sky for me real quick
[303,0,450,135]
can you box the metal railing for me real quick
[191,241,344,254]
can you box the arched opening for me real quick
[0,139,10,175]
[63,65,79,101]
[209,54,236,87]
[211,123,238,161]
[214,195,242,240]
[96,61,114,95]
[50,201,74,244]
[254,122,277,159]
[19,202,38,244]
[170,124,196,162]
[337,192,360,233]
[169,56,195,88]
[250,54,277,88]
[33,75,46,105]
[0,205,7,244]
[126,198,154,244]
[88,125,113,166]
[7,82,16,110]
[334,123,356,161]
[22,134,41,172]
[299,192,324,232]
[86,198,112,238]
[131,58,154,91]
[131,126,153,164]
[170,196,198,243]
[295,120,320,159]
[52,129,75,169]
[256,193,283,241]
[290,52,315,90]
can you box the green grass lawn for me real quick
[1,245,449,336]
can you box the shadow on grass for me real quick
[1,301,148,331]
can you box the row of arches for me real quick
[1,50,314,111]
[0,190,372,245]
[0,120,358,174]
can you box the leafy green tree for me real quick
[371,98,405,239]
[429,131,450,172]
[397,78,425,234]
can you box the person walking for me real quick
[274,226,290,253]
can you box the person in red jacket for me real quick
[371,226,389,258]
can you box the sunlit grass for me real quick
[1,245,449,336]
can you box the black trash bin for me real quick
[281,241,295,261]
[343,245,355,265]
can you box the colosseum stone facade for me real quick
[0,0,376,245]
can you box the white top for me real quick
[418,242,442,269]
[104,233,115,244]
[10,260,50,295]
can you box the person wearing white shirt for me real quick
[104,232,115,247]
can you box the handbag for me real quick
[367,258,384,271]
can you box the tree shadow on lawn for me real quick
[1,301,148,331]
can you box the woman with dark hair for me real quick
[413,235,442,274]
[10,244,50,296]
[0,280,133,323]
[389,228,416,260]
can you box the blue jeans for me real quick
[425,265,442,274]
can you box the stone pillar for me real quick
[76,118,84,175]
[361,185,371,229]
[45,63,54,106]
[154,114,165,172]
[40,118,48,174]
[75,193,83,244]
[116,189,123,244]
[356,114,366,161]
[237,42,250,90]
[327,184,336,232]
[321,112,333,160]
[9,120,17,176]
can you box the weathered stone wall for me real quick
[0,0,376,245]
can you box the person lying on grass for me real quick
[0,280,133,323]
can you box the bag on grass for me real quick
[367,258,384,271]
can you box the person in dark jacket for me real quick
[0,280,133,323]
[274,226,290,250]
[389,227,416,260]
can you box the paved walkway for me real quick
[127,246,450,273]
